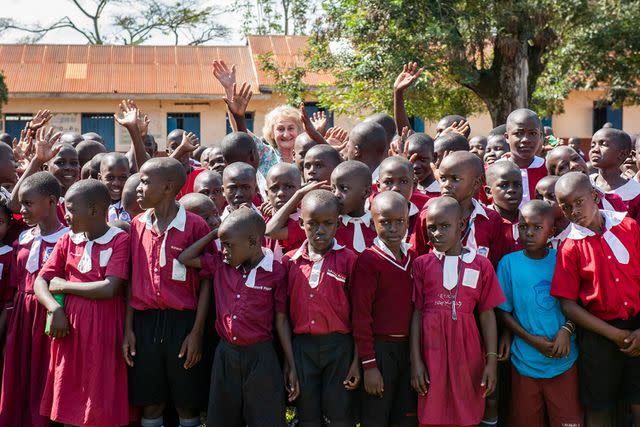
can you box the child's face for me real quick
[301,203,339,253]
[294,139,317,173]
[99,162,130,202]
[304,152,334,183]
[437,162,481,204]
[18,188,56,227]
[484,137,510,165]
[535,181,563,219]
[557,184,600,229]
[518,210,554,252]
[199,151,210,169]
[486,169,522,213]
[377,166,414,201]
[426,209,463,253]
[219,227,256,267]
[136,170,168,210]
[0,157,17,193]
[0,209,10,243]
[469,137,487,161]
[589,129,628,170]
[372,205,407,247]
[505,118,542,163]
[548,149,588,176]
[64,195,93,233]
[223,173,257,209]
[407,143,434,183]
[207,148,226,174]
[167,137,190,171]
[331,172,369,215]
[190,205,221,231]
[49,149,80,192]
[195,176,225,213]
[267,171,300,211]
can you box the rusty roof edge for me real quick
[8,92,273,100]
[246,37,262,90]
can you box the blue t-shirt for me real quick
[497,249,577,378]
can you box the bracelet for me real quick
[486,352,498,358]
[561,325,574,335]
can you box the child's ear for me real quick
[483,184,492,200]
[97,172,102,181]
[42,163,49,172]
[248,235,258,247]
[48,195,57,207]
[363,185,371,200]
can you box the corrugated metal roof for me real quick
[0,36,333,97]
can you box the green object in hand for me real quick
[44,294,65,336]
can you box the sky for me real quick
[0,0,245,45]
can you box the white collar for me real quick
[409,201,419,217]
[69,226,123,245]
[233,247,274,272]
[139,204,186,233]
[419,180,441,193]
[341,211,372,227]
[373,237,411,257]
[19,226,69,245]
[291,239,344,261]
[470,198,489,220]
[371,165,380,184]
[527,156,545,169]
[221,203,260,220]
[548,223,571,248]
[566,210,627,240]
[433,248,477,264]
[612,179,640,202]
[0,245,12,256]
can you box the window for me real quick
[409,117,425,132]
[593,104,622,133]
[541,116,552,128]
[226,112,255,135]
[167,113,201,139]
[3,113,33,139]
[81,113,115,151]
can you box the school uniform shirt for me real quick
[591,176,640,223]
[201,248,287,346]
[108,200,132,223]
[177,166,205,200]
[38,227,130,426]
[0,245,13,307]
[351,238,414,370]
[221,203,262,222]
[412,249,505,425]
[497,249,578,379]
[335,211,377,254]
[517,156,548,206]
[548,224,571,250]
[130,205,210,311]
[416,180,441,200]
[414,198,507,267]
[406,201,421,245]
[57,197,68,226]
[256,170,269,205]
[594,185,627,212]
[488,205,523,254]
[264,210,307,262]
[282,240,358,335]
[551,210,640,321]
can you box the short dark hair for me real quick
[21,171,61,199]
[66,179,111,211]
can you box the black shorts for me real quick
[578,316,640,410]
[360,340,417,427]
[128,309,207,409]
[294,333,355,427]
[206,340,285,427]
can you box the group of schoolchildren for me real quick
[0,61,638,427]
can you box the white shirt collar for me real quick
[291,239,344,261]
[373,237,411,257]
[340,211,372,227]
[19,225,69,245]
[566,210,629,264]
[433,248,477,264]
[612,179,640,202]
[371,165,380,184]
[419,180,441,193]
[69,226,123,245]
[470,198,489,220]
[238,248,274,288]
[0,245,12,256]
[548,223,571,249]
[433,248,477,290]
[139,204,186,233]
[528,156,545,169]
[221,203,260,221]
[409,201,419,217]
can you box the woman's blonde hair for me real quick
[262,105,303,148]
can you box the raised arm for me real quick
[299,103,327,145]
[393,62,424,134]
[170,131,199,161]
[266,181,328,240]
[115,99,148,171]
[224,82,253,133]
[178,229,218,268]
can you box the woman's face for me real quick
[273,119,299,153]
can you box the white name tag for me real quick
[462,268,479,289]
[172,259,187,281]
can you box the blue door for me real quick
[226,112,255,135]
[3,113,32,140]
[81,113,115,151]
[409,116,425,132]
[167,113,201,140]
[593,104,622,133]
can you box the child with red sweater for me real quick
[352,191,417,426]
[35,180,130,426]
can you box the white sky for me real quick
[0,0,246,45]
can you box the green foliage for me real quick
[233,0,319,36]
[258,52,308,106]
[306,0,640,126]
[0,71,7,115]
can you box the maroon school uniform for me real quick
[551,211,640,321]
[416,180,441,200]
[335,212,377,254]
[593,177,640,223]
[282,240,358,335]
[201,248,287,345]
[599,190,627,212]
[177,167,205,200]
[488,205,523,254]
[414,198,507,267]
[39,227,130,427]
[57,197,68,226]
[407,201,421,245]
[351,239,414,369]
[0,245,13,307]
[0,225,68,427]
[129,205,210,311]
[519,156,548,205]
[264,210,306,262]
[410,191,431,211]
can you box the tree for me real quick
[233,0,318,36]
[0,72,8,115]
[0,0,228,45]
[308,0,640,126]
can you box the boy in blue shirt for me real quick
[496,200,583,427]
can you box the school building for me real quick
[0,35,638,152]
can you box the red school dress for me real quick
[412,249,505,426]
[38,227,130,427]
[0,225,68,427]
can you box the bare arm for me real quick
[48,276,124,299]
[114,99,148,171]
[393,63,424,134]
[410,308,429,394]
[478,309,498,397]
[560,298,629,347]
[177,229,218,268]
[275,312,299,401]
[265,181,328,240]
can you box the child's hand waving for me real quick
[394,62,424,93]
[411,358,429,395]
[310,111,328,136]
[224,82,253,117]
[34,126,62,164]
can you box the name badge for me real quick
[462,268,479,289]
[99,248,113,267]
[172,259,187,281]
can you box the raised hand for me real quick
[440,120,470,137]
[310,111,328,136]
[212,60,237,97]
[394,62,424,92]
[34,126,63,164]
[179,131,199,153]
[114,99,140,129]
[28,109,53,131]
[13,124,34,164]
[325,126,349,153]
[224,82,252,117]
[389,126,414,157]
